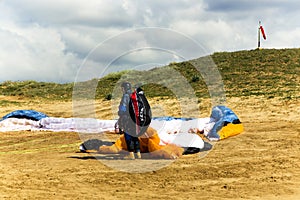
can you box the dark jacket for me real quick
[118,89,131,116]
[118,89,132,131]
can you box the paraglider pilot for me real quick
[117,81,141,160]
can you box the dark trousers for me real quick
[124,132,140,153]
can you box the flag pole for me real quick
[258,21,261,49]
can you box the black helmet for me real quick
[121,81,131,91]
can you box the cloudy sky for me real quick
[0,0,299,83]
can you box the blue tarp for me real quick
[208,105,241,140]
[0,110,48,121]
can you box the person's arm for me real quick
[118,94,130,131]
[118,94,130,116]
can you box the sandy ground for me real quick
[0,96,299,200]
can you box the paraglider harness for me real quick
[117,87,152,137]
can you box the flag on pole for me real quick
[260,25,266,40]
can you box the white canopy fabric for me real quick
[0,117,216,148]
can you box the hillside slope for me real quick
[0,48,299,101]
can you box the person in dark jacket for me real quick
[118,81,141,159]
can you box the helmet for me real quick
[121,81,131,91]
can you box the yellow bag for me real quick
[218,123,244,140]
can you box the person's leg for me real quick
[208,106,224,140]
[207,119,223,140]
[132,137,141,159]
[124,132,135,159]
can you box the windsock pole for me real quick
[258,21,261,49]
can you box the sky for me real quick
[0,0,300,83]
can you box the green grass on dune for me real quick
[0,48,299,101]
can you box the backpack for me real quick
[128,87,152,136]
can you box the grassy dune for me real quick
[0,48,299,103]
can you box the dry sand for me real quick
[0,96,299,199]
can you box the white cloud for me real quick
[6,0,133,28]
[0,21,79,82]
[0,0,300,83]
